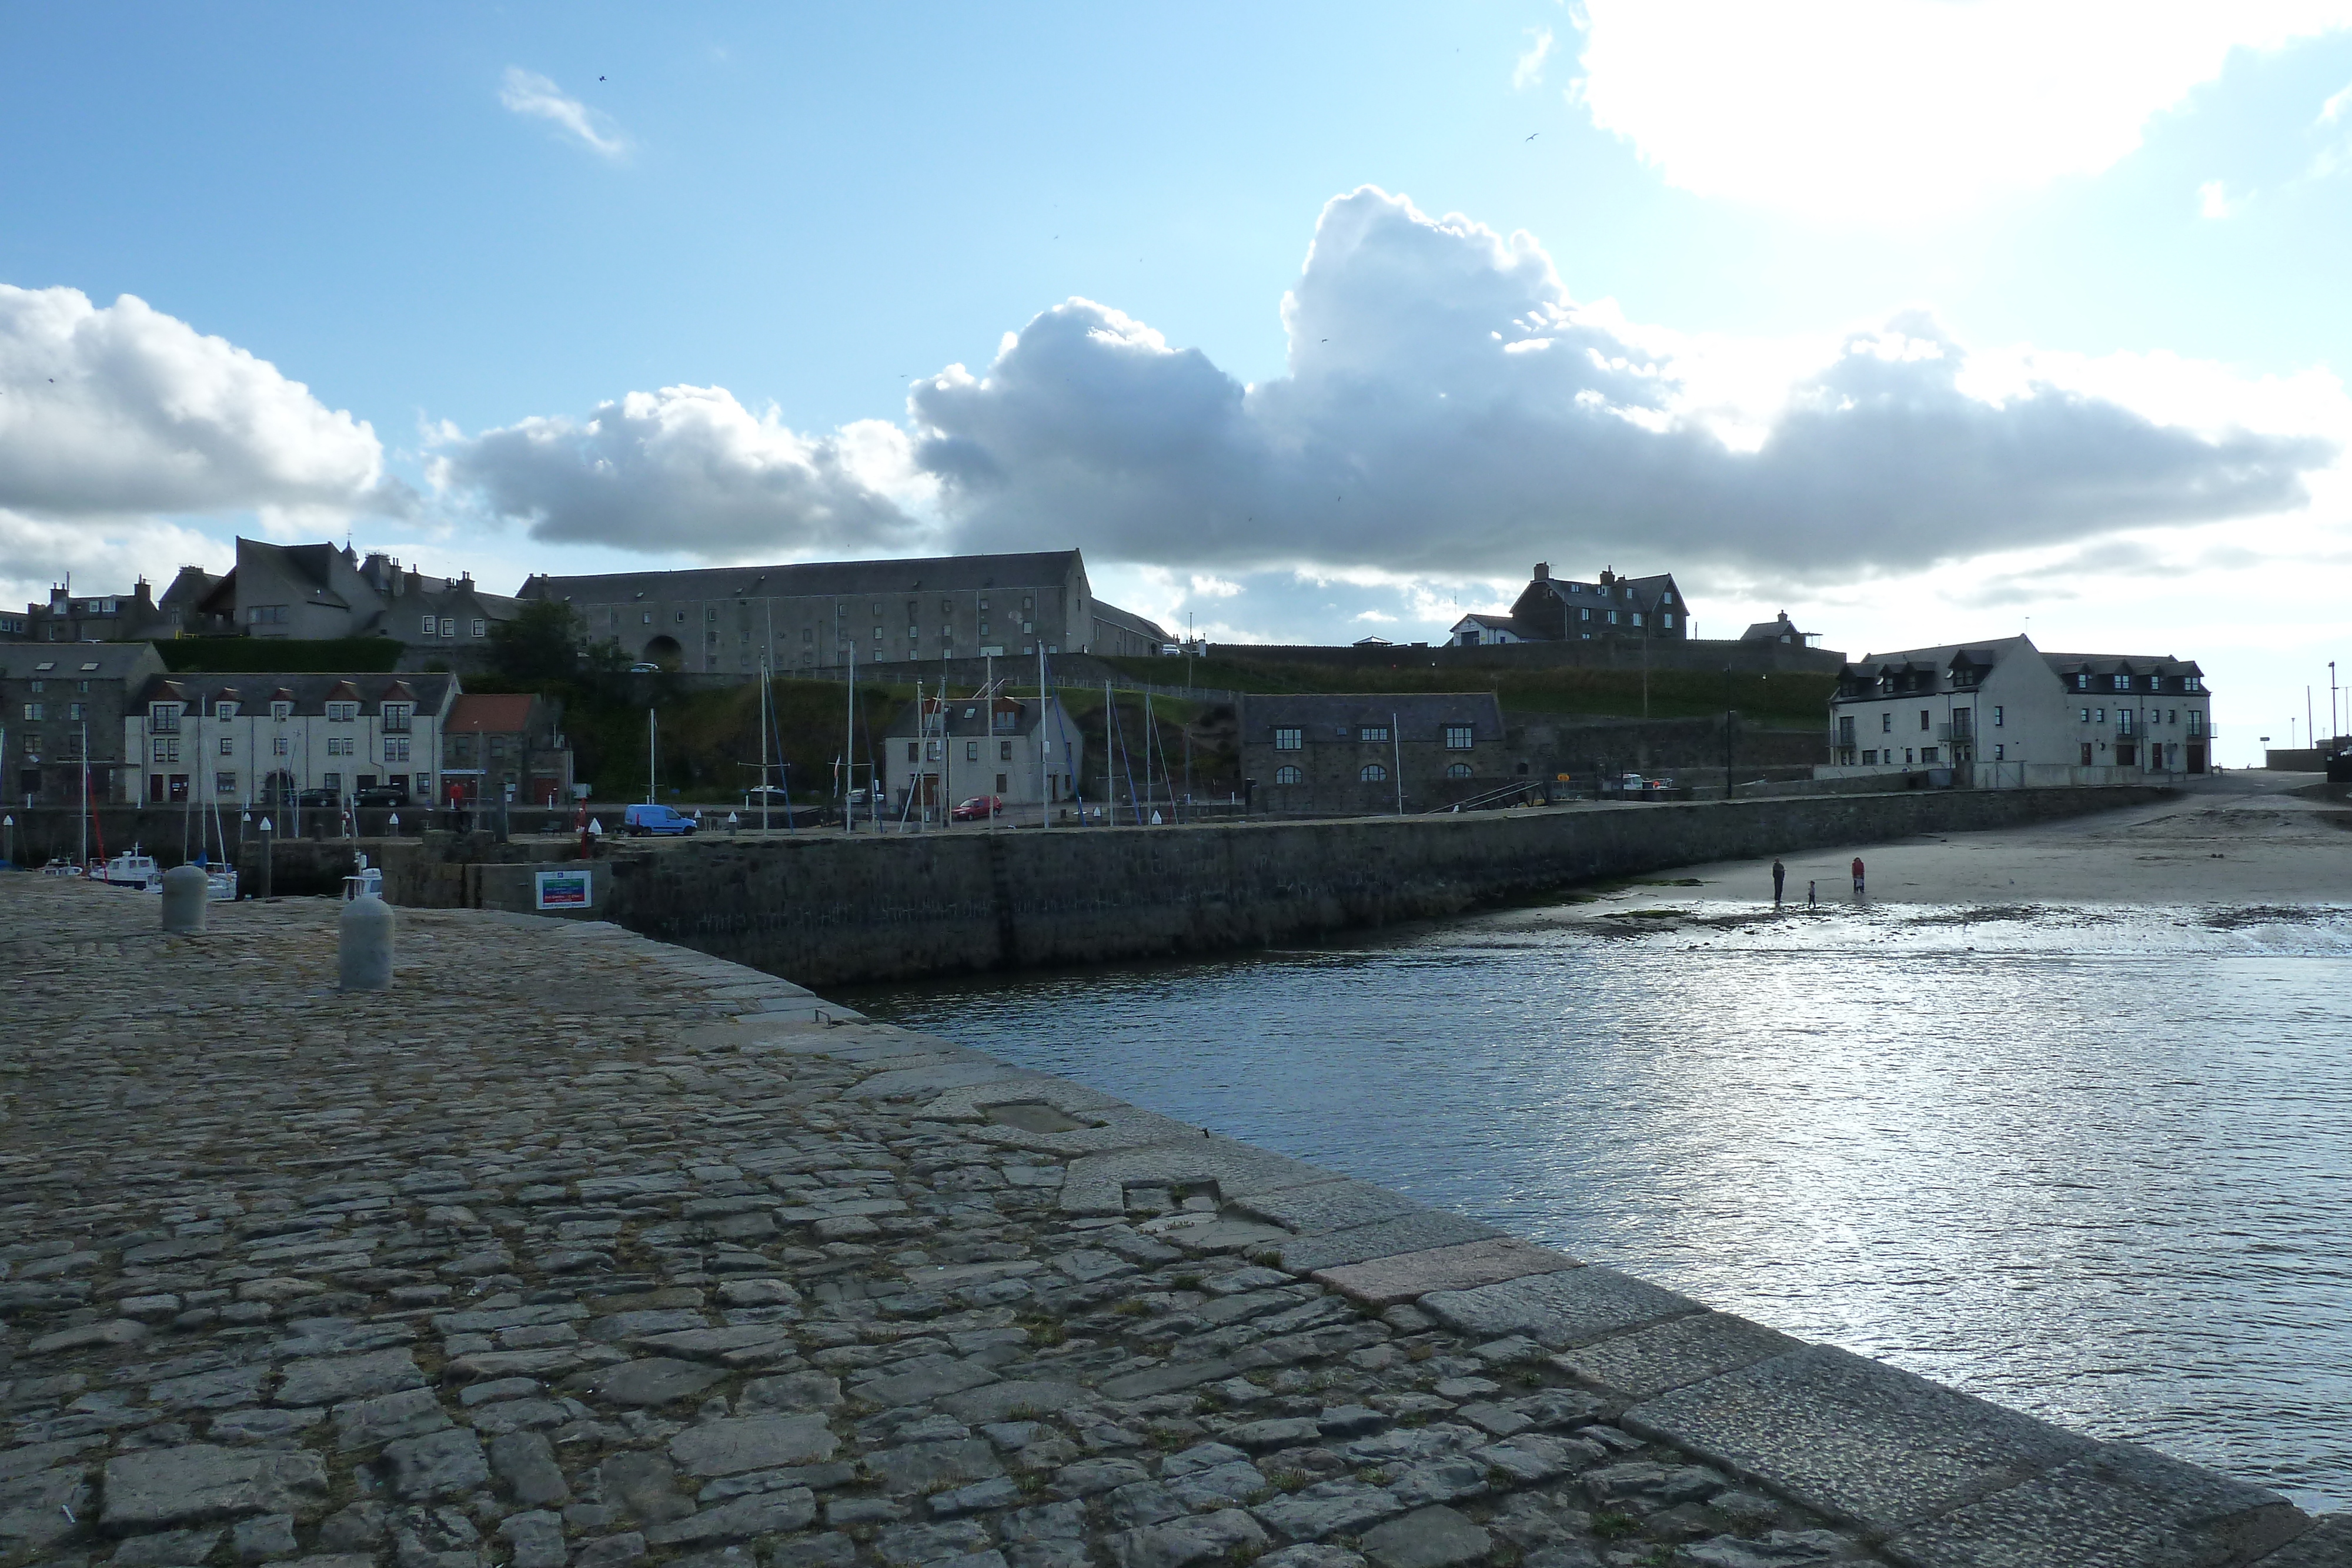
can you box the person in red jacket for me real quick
[1852,856,1866,898]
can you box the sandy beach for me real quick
[1602,771,2351,910]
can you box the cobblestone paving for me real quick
[1,881,2338,1568]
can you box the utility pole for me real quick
[846,643,858,834]
[1391,711,1404,815]
[1722,666,1735,798]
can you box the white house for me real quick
[881,693,1084,815]
[126,671,460,807]
[1819,636,2211,784]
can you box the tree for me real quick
[486,600,623,684]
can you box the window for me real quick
[2118,709,2135,735]
[1862,750,1877,764]
[1993,745,2005,761]
[907,741,920,761]
[1274,727,1302,750]
[1022,596,1034,610]
[439,618,455,637]
[272,736,290,756]
[65,703,84,721]
[1443,725,1474,750]
[1993,706,2004,728]
[1359,763,1388,783]
[1881,713,1892,733]
[1631,613,1645,627]
[382,703,412,732]
[1921,746,1939,763]
[151,737,180,764]
[2186,675,2203,693]
[385,738,410,762]
[1579,607,1591,621]
[965,740,979,761]
[2188,711,2206,737]
[149,703,181,733]
[1606,610,1619,625]
[1445,762,1474,778]
[924,740,940,762]
[326,735,353,757]
[1274,765,1303,784]
[322,772,340,793]
[2096,708,2106,723]
[20,703,41,722]
[1661,613,1675,628]
[1360,725,1389,743]
[270,701,292,721]
[872,626,883,641]
[215,771,237,795]
[2166,709,2177,726]
[246,605,288,625]
[215,701,238,719]
[1950,709,1972,738]
[471,618,486,638]
[1000,741,1013,761]
[218,735,235,756]
[1918,710,1930,731]
[421,614,436,636]
[326,701,358,722]
[643,611,654,624]
[2076,673,2090,690]
[2115,673,2133,691]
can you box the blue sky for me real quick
[6,2,2352,756]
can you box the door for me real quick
[2187,743,2206,775]
[168,775,189,803]
[2080,743,2094,766]
[148,773,165,803]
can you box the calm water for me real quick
[849,898,2352,1512]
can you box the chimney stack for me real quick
[1532,561,1549,580]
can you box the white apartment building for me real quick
[1820,636,2211,783]
[880,694,1085,814]
[124,671,459,806]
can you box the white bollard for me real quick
[339,893,396,991]
[159,863,208,933]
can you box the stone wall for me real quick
[379,787,2171,990]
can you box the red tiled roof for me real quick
[446,693,536,734]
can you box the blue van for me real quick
[623,803,699,837]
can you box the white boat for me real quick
[95,845,162,890]
[39,858,83,878]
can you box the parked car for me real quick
[295,787,342,810]
[627,662,663,674]
[623,803,699,836]
[354,785,409,808]
[950,794,1004,822]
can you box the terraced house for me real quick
[1821,634,2210,785]
[1242,692,1510,814]
[124,671,458,806]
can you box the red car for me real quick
[950,794,1004,822]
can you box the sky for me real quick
[6,2,2352,759]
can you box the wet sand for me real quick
[1608,771,2350,910]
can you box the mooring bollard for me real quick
[159,862,208,933]
[339,892,395,991]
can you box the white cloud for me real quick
[1573,0,2352,219]
[499,68,629,159]
[0,285,402,525]
[2198,179,2250,218]
[433,383,938,560]
[432,186,2342,600]
[1513,27,1555,91]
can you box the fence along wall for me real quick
[381,785,2169,989]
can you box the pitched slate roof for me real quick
[446,694,539,734]
[129,671,459,714]
[517,550,1088,604]
[1238,692,1506,743]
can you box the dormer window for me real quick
[148,703,183,734]
[2114,673,2132,691]
[270,701,293,721]
[382,703,413,733]
[2075,673,2090,691]
[214,701,239,720]
[326,701,359,722]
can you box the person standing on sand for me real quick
[1852,856,1866,898]
[1772,857,1786,905]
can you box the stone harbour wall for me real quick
[380,787,2173,989]
[0,878,2340,1568]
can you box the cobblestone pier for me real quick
[2,880,2342,1568]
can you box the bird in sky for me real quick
[1525,132,1538,141]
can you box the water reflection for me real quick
[849,901,2352,1511]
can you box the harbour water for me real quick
[853,895,2352,1512]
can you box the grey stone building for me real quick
[218,538,520,653]
[0,643,168,805]
[517,549,1169,675]
[440,692,575,808]
[1241,692,1510,814]
[1451,563,1690,646]
[880,693,1085,814]
[2,568,222,645]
